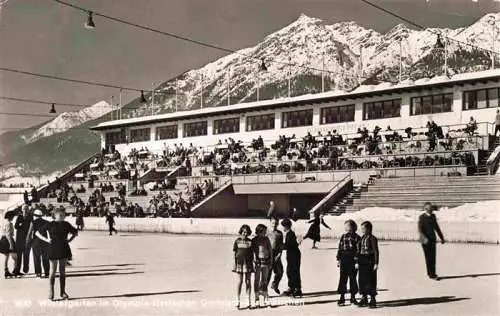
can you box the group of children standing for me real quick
[232,217,379,309]
[1,206,78,301]
[232,218,302,309]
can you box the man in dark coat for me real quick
[26,209,49,278]
[418,202,445,279]
[13,204,33,276]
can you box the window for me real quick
[183,121,207,137]
[282,109,313,128]
[213,117,240,134]
[130,128,150,143]
[410,93,453,116]
[105,131,124,146]
[463,88,500,110]
[156,125,178,140]
[320,104,355,124]
[363,99,401,120]
[246,113,275,131]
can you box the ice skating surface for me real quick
[0,231,499,316]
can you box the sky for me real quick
[0,0,498,131]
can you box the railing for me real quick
[308,174,352,217]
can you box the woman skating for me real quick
[0,211,18,278]
[36,207,78,300]
[304,214,331,249]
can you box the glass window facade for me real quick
[246,113,275,131]
[463,88,500,110]
[363,99,401,120]
[281,109,313,128]
[213,117,240,134]
[183,121,208,137]
[411,93,453,116]
[130,128,151,143]
[156,125,178,140]
[320,104,355,124]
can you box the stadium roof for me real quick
[91,69,500,131]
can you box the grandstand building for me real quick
[92,70,500,154]
[69,69,499,218]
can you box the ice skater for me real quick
[232,224,254,309]
[75,208,85,231]
[267,217,284,295]
[26,209,50,278]
[105,211,117,235]
[336,219,361,306]
[356,221,379,308]
[0,211,18,278]
[252,224,272,307]
[418,202,445,280]
[36,207,78,301]
[281,218,302,297]
[303,213,331,249]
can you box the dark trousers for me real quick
[32,242,49,276]
[422,242,437,277]
[108,224,117,235]
[268,254,284,289]
[358,255,377,296]
[286,251,301,291]
[337,259,358,295]
[13,243,31,274]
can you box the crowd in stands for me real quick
[191,120,480,176]
[0,182,35,188]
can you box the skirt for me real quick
[232,258,254,274]
[0,236,15,254]
[304,225,321,242]
[47,243,73,261]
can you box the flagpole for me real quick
[321,53,325,92]
[200,74,204,109]
[119,89,122,120]
[151,82,155,116]
[288,57,291,98]
[257,70,260,101]
[175,81,178,112]
[110,95,114,120]
[444,40,448,76]
[399,39,403,82]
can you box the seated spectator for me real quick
[465,116,477,136]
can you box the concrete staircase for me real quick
[327,175,500,214]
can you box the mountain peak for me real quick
[23,100,112,143]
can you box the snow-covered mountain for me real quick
[126,12,500,118]
[1,12,499,183]
[22,100,112,143]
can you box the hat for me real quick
[33,209,43,217]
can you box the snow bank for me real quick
[336,201,500,223]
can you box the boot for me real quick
[337,294,345,306]
[292,289,303,297]
[358,295,368,307]
[369,296,377,308]
[60,276,69,300]
[49,277,55,301]
[350,294,358,305]
[4,270,13,279]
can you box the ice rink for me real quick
[0,231,499,316]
